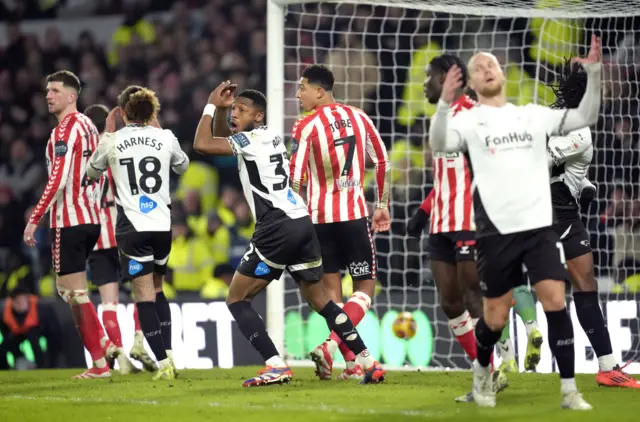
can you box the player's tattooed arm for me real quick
[193,81,237,156]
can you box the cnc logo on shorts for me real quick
[255,262,271,276]
[139,195,157,214]
[349,261,370,277]
[128,259,143,276]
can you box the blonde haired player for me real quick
[430,35,603,409]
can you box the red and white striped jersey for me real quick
[94,166,117,250]
[421,95,475,233]
[290,103,390,224]
[29,112,102,228]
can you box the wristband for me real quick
[203,104,216,117]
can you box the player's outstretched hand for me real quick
[572,34,602,65]
[372,208,391,233]
[23,222,37,247]
[440,65,464,104]
[209,80,237,108]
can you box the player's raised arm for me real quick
[360,110,391,210]
[28,123,80,226]
[428,65,466,153]
[547,130,592,167]
[169,132,190,175]
[86,131,114,181]
[542,35,603,136]
[193,81,237,156]
[289,117,313,194]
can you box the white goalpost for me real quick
[266,0,640,373]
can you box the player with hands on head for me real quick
[193,81,385,387]
[292,65,390,381]
[545,59,640,388]
[86,86,189,380]
[84,104,141,375]
[430,34,603,410]
[24,70,109,379]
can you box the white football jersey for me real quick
[227,126,308,224]
[430,103,586,236]
[87,125,189,233]
[547,127,593,201]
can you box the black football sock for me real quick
[545,309,575,379]
[572,292,614,362]
[136,301,167,361]
[228,301,280,361]
[319,300,367,355]
[474,318,502,368]
[155,291,172,351]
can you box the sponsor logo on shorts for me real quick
[349,261,370,277]
[580,239,590,247]
[128,259,143,276]
[287,189,297,205]
[255,261,271,276]
[139,195,157,214]
[479,281,487,292]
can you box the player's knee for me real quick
[56,287,70,303]
[482,299,510,331]
[353,278,376,298]
[439,296,465,320]
[534,279,566,311]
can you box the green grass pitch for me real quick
[1,368,639,421]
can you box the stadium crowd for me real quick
[1,0,640,305]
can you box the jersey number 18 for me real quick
[119,156,162,195]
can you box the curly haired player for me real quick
[546,58,640,388]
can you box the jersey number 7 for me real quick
[334,135,356,177]
[119,156,163,195]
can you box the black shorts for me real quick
[237,216,323,283]
[51,225,101,276]
[554,212,592,261]
[314,218,377,281]
[476,227,568,298]
[427,231,476,264]
[116,231,171,281]
[88,248,121,286]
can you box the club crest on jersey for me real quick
[290,139,299,155]
[287,189,297,205]
[231,133,250,148]
[139,195,157,213]
[54,141,68,157]
[255,262,271,276]
[128,259,143,276]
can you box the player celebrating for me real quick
[193,81,385,387]
[407,54,542,379]
[291,64,390,380]
[430,34,604,410]
[546,60,640,388]
[86,86,187,380]
[23,71,108,379]
[84,104,155,374]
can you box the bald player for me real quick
[429,36,603,410]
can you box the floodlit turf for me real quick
[1,367,639,422]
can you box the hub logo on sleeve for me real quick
[128,259,143,276]
[139,195,157,213]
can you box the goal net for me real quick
[273,0,640,373]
